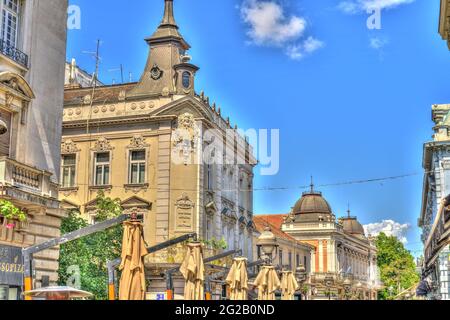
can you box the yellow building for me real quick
[60,0,256,266]
[0,0,68,299]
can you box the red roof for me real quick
[254,215,296,242]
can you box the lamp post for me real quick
[256,226,279,265]
[295,265,308,300]
[324,275,334,301]
[343,278,352,300]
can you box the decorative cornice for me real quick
[61,139,80,154]
[91,137,114,152]
[127,135,150,149]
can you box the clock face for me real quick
[150,65,163,80]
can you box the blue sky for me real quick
[66,0,449,256]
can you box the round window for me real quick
[182,72,191,89]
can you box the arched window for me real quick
[182,71,191,89]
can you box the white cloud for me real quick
[363,220,411,244]
[338,0,414,14]
[286,37,325,60]
[240,0,323,60]
[369,36,389,50]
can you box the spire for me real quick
[347,203,351,218]
[310,176,315,193]
[146,0,189,50]
[161,0,177,27]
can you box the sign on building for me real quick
[0,245,24,286]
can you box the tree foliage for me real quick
[58,191,123,300]
[375,232,420,300]
[0,199,27,221]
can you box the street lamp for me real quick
[295,265,308,300]
[0,118,8,135]
[343,278,352,300]
[256,226,279,265]
[324,275,334,301]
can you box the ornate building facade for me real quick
[253,215,314,276]
[273,185,381,300]
[439,0,450,49]
[0,0,68,300]
[419,103,450,300]
[60,0,256,272]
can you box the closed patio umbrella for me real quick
[118,221,148,300]
[281,271,299,300]
[180,242,205,300]
[226,257,249,300]
[253,266,281,300]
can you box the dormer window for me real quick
[182,71,191,89]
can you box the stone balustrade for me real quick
[0,156,56,199]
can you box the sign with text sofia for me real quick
[0,245,24,286]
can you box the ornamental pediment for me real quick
[152,96,214,122]
[121,196,152,209]
[0,72,35,100]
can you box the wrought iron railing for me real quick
[0,39,28,68]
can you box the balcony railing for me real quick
[0,39,29,68]
[0,157,54,198]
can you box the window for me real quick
[206,164,212,190]
[61,154,76,188]
[288,252,292,269]
[304,256,307,270]
[1,0,20,48]
[94,152,110,186]
[182,71,191,89]
[206,218,213,242]
[129,150,146,184]
[279,250,283,267]
[296,254,300,267]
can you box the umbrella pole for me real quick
[205,279,212,300]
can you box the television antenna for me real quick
[108,64,124,84]
[82,39,102,87]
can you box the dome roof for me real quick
[293,191,333,215]
[341,217,366,237]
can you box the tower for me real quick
[130,0,198,97]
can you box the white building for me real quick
[419,103,450,300]
[0,0,68,300]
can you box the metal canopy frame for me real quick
[22,214,132,300]
[165,249,243,300]
[204,259,266,300]
[107,232,198,300]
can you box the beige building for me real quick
[0,0,68,300]
[258,185,381,300]
[60,0,256,273]
[282,186,381,300]
[253,215,313,274]
[65,58,103,89]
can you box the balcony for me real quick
[423,196,450,276]
[0,157,59,209]
[0,39,29,68]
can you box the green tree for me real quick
[375,232,420,300]
[58,191,123,300]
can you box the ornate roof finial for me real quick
[310,176,314,193]
[347,203,351,218]
[161,0,177,27]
